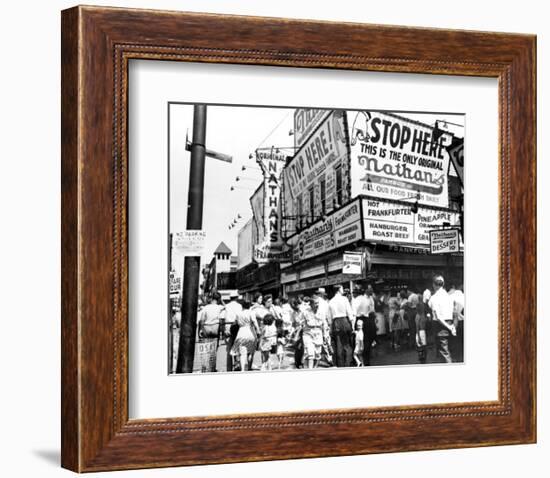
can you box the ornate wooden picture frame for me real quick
[61,5,536,472]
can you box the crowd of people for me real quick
[182,273,464,372]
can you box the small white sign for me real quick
[193,339,217,373]
[169,270,181,296]
[343,251,363,275]
[430,229,460,254]
[173,230,206,256]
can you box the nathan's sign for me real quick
[349,111,451,208]
[291,199,362,262]
[342,251,363,275]
[362,199,460,246]
[284,110,347,201]
[430,228,461,254]
[293,108,330,149]
[254,148,288,263]
[253,242,292,263]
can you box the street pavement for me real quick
[212,337,443,373]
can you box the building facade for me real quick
[235,108,464,299]
[202,241,239,301]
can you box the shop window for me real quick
[319,177,326,215]
[335,165,343,208]
[296,193,303,230]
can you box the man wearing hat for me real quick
[427,274,456,363]
[327,285,355,367]
[314,288,329,326]
[313,287,332,365]
[352,285,377,365]
[223,291,242,371]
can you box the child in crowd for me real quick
[415,301,428,364]
[275,317,288,369]
[259,314,277,371]
[353,319,365,366]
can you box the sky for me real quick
[169,104,294,272]
[169,104,464,275]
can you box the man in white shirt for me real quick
[314,288,333,365]
[428,275,456,363]
[198,292,224,339]
[223,292,242,371]
[314,288,330,325]
[449,285,465,362]
[327,285,355,367]
[353,286,377,365]
[353,286,375,320]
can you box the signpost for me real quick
[429,228,460,254]
[169,269,182,296]
[342,251,363,275]
[173,230,206,256]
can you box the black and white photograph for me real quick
[169,104,465,374]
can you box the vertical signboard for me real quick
[254,148,291,263]
[249,183,265,241]
[237,218,255,268]
[169,269,182,296]
[348,110,451,208]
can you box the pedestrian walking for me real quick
[428,275,456,363]
[275,317,288,369]
[362,311,378,365]
[388,290,403,350]
[405,288,419,349]
[301,297,326,369]
[289,298,305,368]
[327,285,354,367]
[231,301,260,371]
[415,301,428,364]
[449,285,465,362]
[259,314,277,371]
[251,292,268,326]
[314,288,332,365]
[352,319,365,366]
[198,291,223,339]
[223,292,242,371]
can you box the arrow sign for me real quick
[186,139,233,163]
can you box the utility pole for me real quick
[176,105,207,373]
[175,105,233,373]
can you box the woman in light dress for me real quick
[259,314,277,370]
[251,292,268,335]
[388,290,403,350]
[231,301,260,371]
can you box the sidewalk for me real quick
[211,337,444,372]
